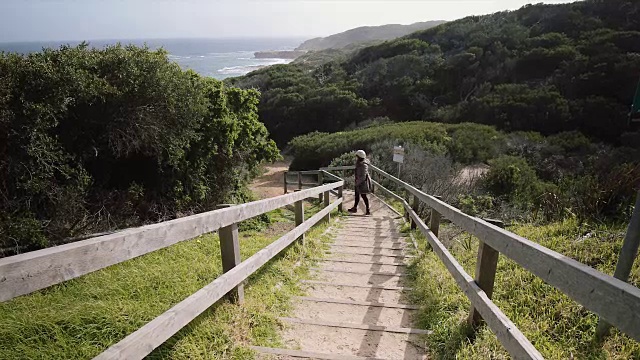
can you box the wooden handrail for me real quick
[95,198,342,360]
[0,180,344,302]
[368,164,640,342]
[371,178,541,358]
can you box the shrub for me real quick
[482,156,541,204]
[0,44,279,255]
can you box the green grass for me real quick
[406,218,640,359]
[0,199,336,359]
[372,190,640,358]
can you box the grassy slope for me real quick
[0,201,336,359]
[406,219,640,359]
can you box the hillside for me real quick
[296,21,445,51]
[230,0,640,147]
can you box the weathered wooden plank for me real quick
[469,219,504,327]
[324,191,331,222]
[296,296,419,310]
[295,197,304,244]
[371,164,640,342]
[320,170,343,182]
[321,166,356,172]
[0,181,343,302]
[330,244,408,250]
[313,268,406,277]
[315,258,408,266]
[216,204,244,304]
[411,195,420,230]
[301,280,411,291]
[326,251,413,259]
[251,346,386,360]
[407,208,543,359]
[280,317,431,335]
[93,199,342,360]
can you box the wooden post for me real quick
[403,189,410,222]
[216,204,244,304]
[297,172,302,191]
[323,191,330,222]
[284,171,288,194]
[318,172,324,201]
[411,195,420,230]
[294,191,305,245]
[338,185,344,212]
[596,191,640,338]
[468,219,504,327]
[429,207,441,238]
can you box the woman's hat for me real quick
[355,150,366,159]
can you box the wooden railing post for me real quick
[403,189,410,222]
[283,171,288,194]
[318,172,324,202]
[323,191,330,222]
[429,196,442,237]
[596,191,640,338]
[297,172,302,191]
[411,195,420,230]
[216,204,244,304]
[338,185,344,212]
[468,218,504,327]
[294,190,305,245]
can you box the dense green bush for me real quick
[289,122,501,170]
[0,44,279,255]
[482,156,540,204]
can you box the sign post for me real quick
[393,146,404,178]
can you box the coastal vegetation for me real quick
[229,0,640,147]
[0,44,279,256]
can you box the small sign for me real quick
[393,146,404,163]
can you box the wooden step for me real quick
[280,317,431,335]
[314,259,408,266]
[312,270,407,288]
[330,246,406,257]
[301,280,411,291]
[330,244,408,250]
[251,346,386,360]
[312,268,406,277]
[323,253,409,266]
[296,296,419,310]
[318,261,407,274]
[326,251,413,259]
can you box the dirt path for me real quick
[250,160,290,199]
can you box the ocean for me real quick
[0,38,306,79]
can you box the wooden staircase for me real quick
[253,192,430,359]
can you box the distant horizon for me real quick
[0,36,313,45]
[0,19,452,45]
[0,0,576,43]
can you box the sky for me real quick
[0,0,578,43]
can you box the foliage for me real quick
[0,44,279,255]
[232,0,640,145]
[408,219,640,359]
[482,156,540,202]
[289,121,501,170]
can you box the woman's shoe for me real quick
[365,209,371,216]
[348,207,358,213]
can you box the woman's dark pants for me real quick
[354,190,370,210]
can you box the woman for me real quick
[348,150,372,215]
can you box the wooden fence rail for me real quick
[324,164,640,358]
[1,175,344,360]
